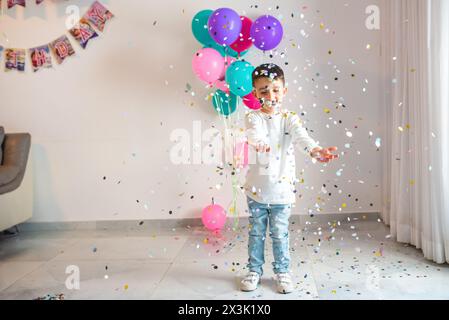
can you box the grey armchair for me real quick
[0,127,33,232]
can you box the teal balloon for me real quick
[212,90,238,116]
[204,42,226,56]
[225,61,255,97]
[192,10,214,46]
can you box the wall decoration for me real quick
[29,44,52,72]
[83,1,114,32]
[7,0,26,9]
[49,35,75,64]
[5,48,25,72]
[0,1,113,73]
[69,18,98,49]
[4,0,45,8]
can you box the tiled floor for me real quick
[1,218,448,300]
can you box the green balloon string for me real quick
[214,49,242,232]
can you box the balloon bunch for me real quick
[191,8,283,231]
[191,8,284,113]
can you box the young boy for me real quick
[241,63,339,294]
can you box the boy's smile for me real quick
[253,78,288,115]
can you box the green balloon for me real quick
[191,10,214,46]
[225,61,255,97]
[212,90,238,116]
[204,42,226,56]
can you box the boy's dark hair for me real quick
[252,63,285,85]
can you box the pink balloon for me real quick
[235,141,249,168]
[201,204,227,231]
[192,48,225,84]
[214,80,229,93]
[230,16,253,54]
[219,56,236,81]
[243,93,261,110]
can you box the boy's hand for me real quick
[310,147,339,163]
[256,143,271,153]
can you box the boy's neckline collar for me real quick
[259,108,285,118]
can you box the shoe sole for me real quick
[278,289,293,294]
[240,280,261,292]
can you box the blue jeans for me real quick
[246,196,291,275]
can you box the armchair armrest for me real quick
[2,133,31,167]
[0,133,31,193]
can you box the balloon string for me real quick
[214,47,242,231]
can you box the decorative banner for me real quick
[69,18,99,49]
[29,45,52,72]
[49,35,75,64]
[84,1,114,32]
[0,1,113,73]
[7,0,25,9]
[5,48,25,72]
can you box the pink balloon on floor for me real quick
[243,93,261,110]
[202,204,227,231]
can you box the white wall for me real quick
[0,0,382,223]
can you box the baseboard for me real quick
[18,212,381,232]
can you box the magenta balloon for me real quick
[250,15,283,51]
[243,93,261,110]
[192,47,225,84]
[208,8,242,46]
[230,16,253,53]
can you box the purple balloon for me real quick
[208,8,242,46]
[250,15,284,51]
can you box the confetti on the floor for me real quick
[33,293,65,300]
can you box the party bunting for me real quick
[69,18,99,49]
[29,44,52,72]
[84,1,114,32]
[4,0,44,8]
[7,0,25,9]
[49,35,75,64]
[4,48,25,72]
[0,1,113,73]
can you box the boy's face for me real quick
[253,78,287,113]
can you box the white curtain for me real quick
[381,0,449,264]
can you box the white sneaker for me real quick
[240,272,261,292]
[276,273,294,294]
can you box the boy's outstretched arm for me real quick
[288,113,339,163]
[245,113,271,153]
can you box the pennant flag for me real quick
[7,0,25,9]
[29,44,52,72]
[49,35,75,64]
[69,18,99,49]
[5,48,25,72]
[84,1,114,32]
